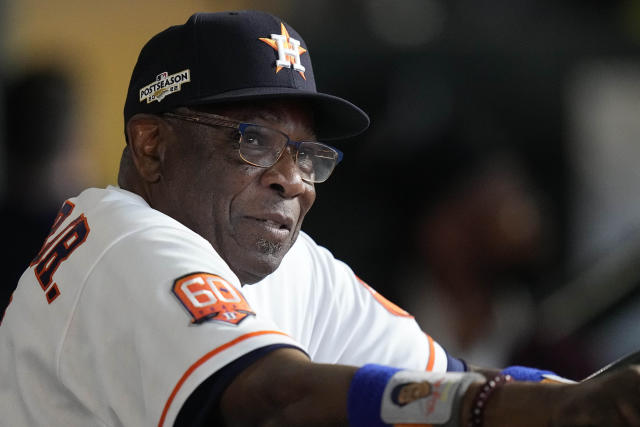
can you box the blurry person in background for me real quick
[399,148,560,369]
[0,67,86,313]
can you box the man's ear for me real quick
[126,114,166,183]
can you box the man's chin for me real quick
[256,238,283,256]
[234,242,289,285]
[224,230,300,285]
[237,260,282,285]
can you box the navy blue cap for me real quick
[124,11,370,140]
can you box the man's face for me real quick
[155,100,317,284]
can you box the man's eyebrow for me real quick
[238,111,317,139]
[238,110,280,123]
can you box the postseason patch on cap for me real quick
[139,69,191,104]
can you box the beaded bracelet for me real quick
[467,374,513,427]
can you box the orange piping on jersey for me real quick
[158,330,290,427]
[425,334,435,372]
[355,275,414,318]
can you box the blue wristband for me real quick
[501,365,556,382]
[347,364,401,427]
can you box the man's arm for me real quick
[220,348,640,426]
[220,348,355,426]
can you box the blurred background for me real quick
[1,0,639,380]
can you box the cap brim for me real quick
[185,87,370,140]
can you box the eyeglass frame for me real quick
[161,108,344,183]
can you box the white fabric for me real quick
[247,234,447,370]
[1,186,446,426]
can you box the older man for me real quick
[2,10,639,427]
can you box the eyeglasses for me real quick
[163,109,343,183]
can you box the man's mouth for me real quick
[256,218,290,230]
[245,214,294,240]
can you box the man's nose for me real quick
[260,147,308,197]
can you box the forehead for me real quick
[194,99,316,135]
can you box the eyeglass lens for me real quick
[238,125,338,183]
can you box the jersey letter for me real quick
[34,214,90,303]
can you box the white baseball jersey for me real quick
[1,186,448,426]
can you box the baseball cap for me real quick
[124,11,370,140]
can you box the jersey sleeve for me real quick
[58,225,304,427]
[293,234,449,372]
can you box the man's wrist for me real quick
[468,380,569,427]
[348,364,484,427]
[466,374,513,427]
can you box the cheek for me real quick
[163,149,239,226]
[176,140,249,194]
[210,164,260,219]
[299,186,316,218]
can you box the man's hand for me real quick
[477,365,640,427]
[550,365,640,426]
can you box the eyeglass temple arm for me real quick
[163,112,240,129]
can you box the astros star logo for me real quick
[259,23,307,80]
